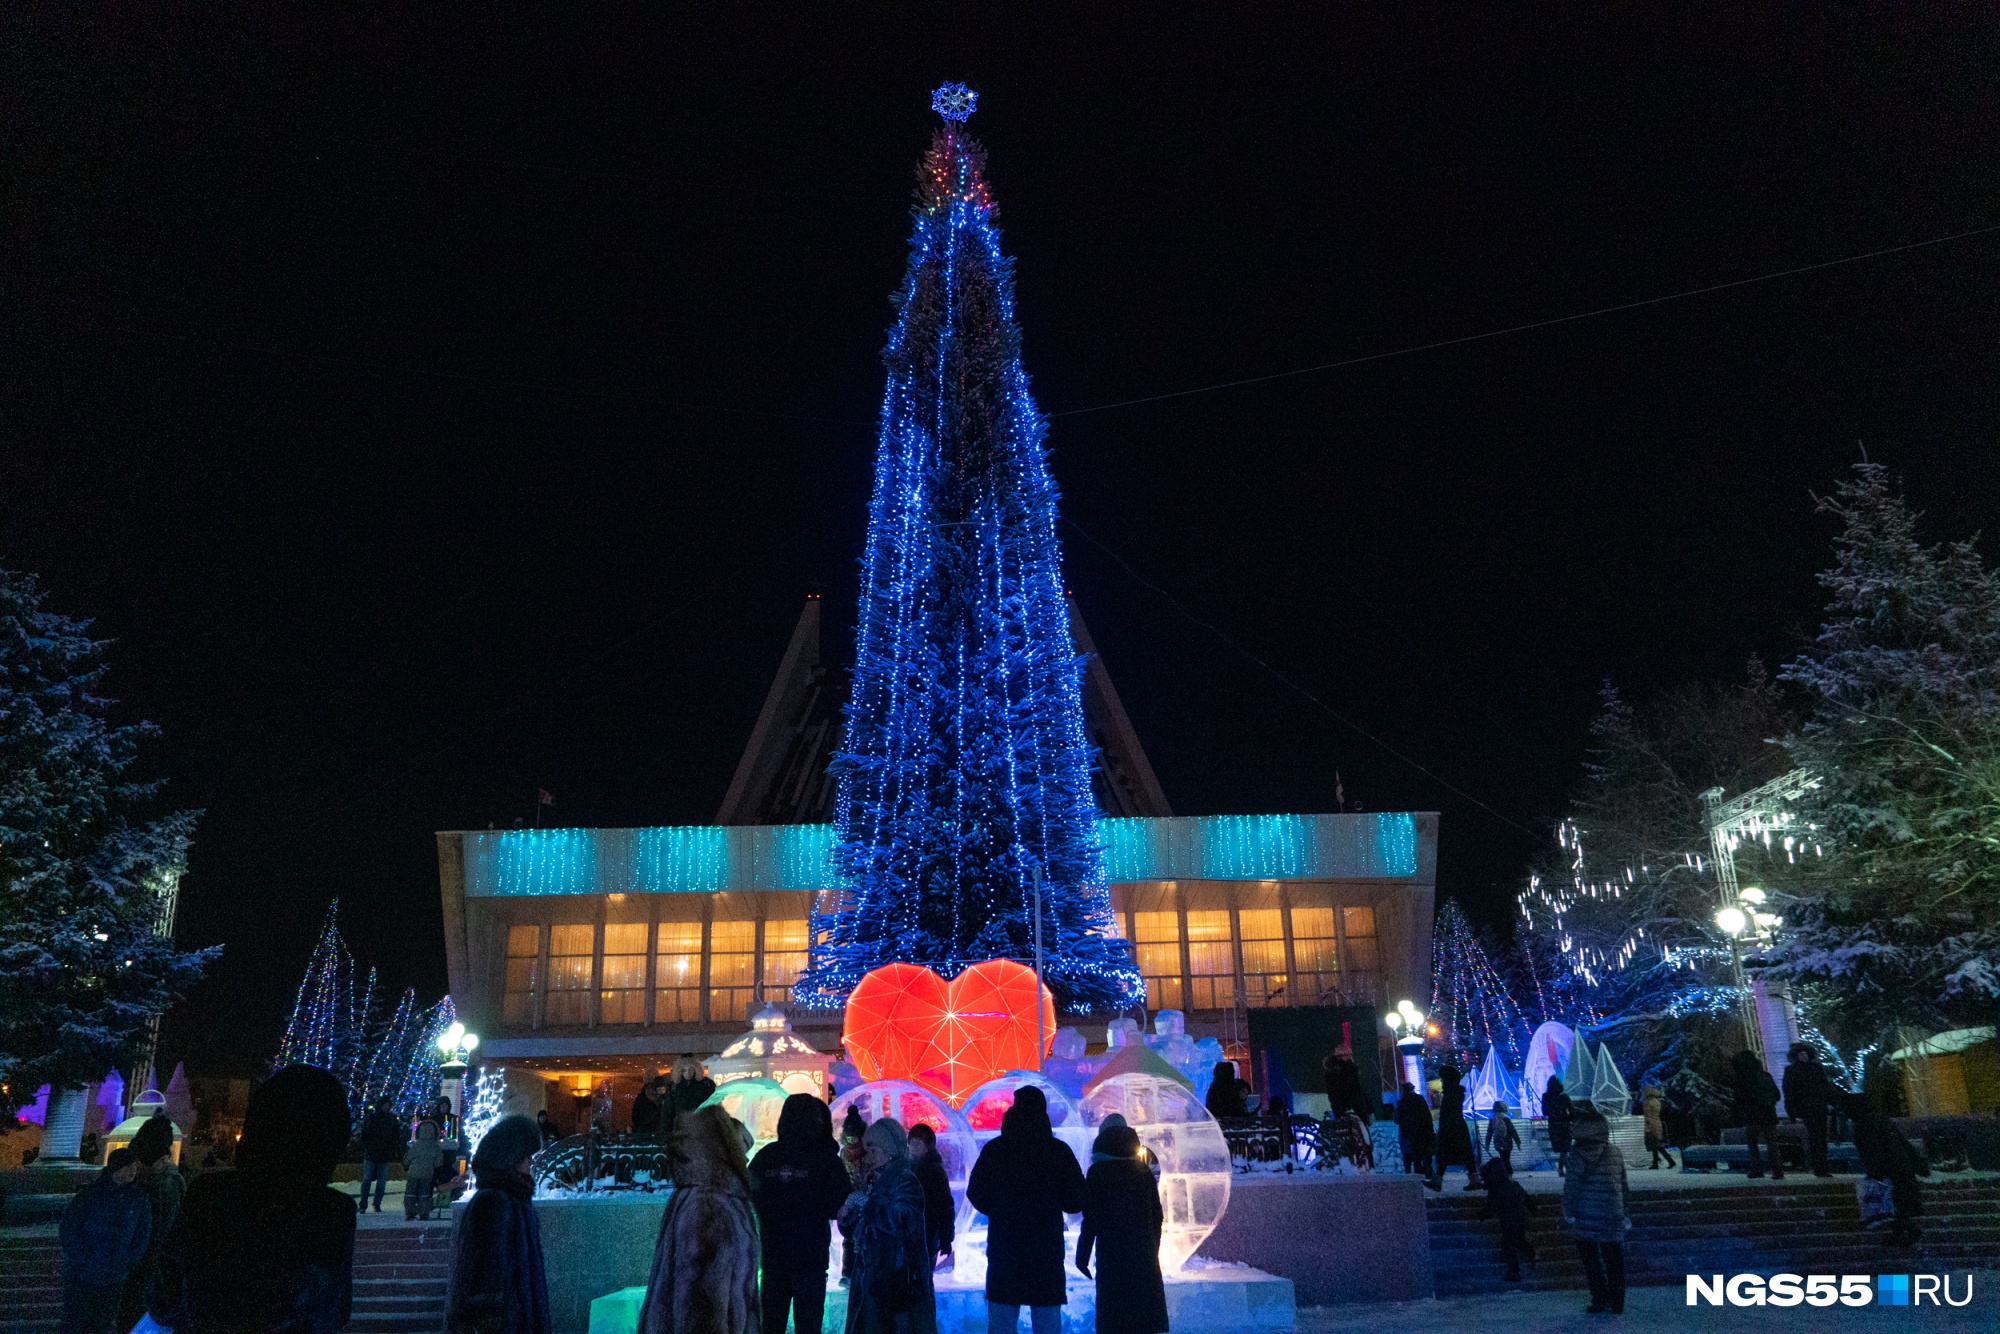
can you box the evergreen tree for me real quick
[0,566,217,1113]
[1770,463,2000,1036]
[800,86,1140,1011]
[1429,901,1530,1069]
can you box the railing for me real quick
[531,1133,675,1193]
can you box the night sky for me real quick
[5,5,1995,1075]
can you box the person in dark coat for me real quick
[1076,1123,1167,1334]
[840,1104,868,1285]
[1730,1050,1786,1179]
[61,1148,152,1334]
[1321,1049,1368,1123]
[750,1094,852,1334]
[841,1119,937,1334]
[965,1086,1085,1334]
[146,1063,358,1334]
[357,1096,404,1215]
[1544,1076,1574,1177]
[1393,1083,1435,1178]
[1848,1079,1925,1246]
[907,1123,956,1269]
[1484,1101,1521,1175]
[639,1105,759,1334]
[1203,1062,1249,1119]
[121,1113,185,1330]
[1562,1109,1628,1315]
[1782,1044,1834,1177]
[1477,1159,1537,1282]
[1434,1066,1479,1191]
[631,1080,663,1141]
[446,1114,552,1334]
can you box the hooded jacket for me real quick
[1561,1113,1628,1243]
[966,1093,1086,1307]
[447,1114,551,1334]
[748,1094,851,1276]
[61,1166,153,1287]
[1076,1126,1167,1334]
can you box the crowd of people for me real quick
[53,1040,1935,1331]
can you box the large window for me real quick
[503,924,541,1026]
[1239,909,1288,1007]
[1290,906,1340,1003]
[762,919,809,1005]
[600,923,649,1025]
[1342,906,1378,999]
[656,922,703,1024]
[1132,911,1183,1011]
[710,920,757,1023]
[545,924,595,1026]
[1185,910,1235,1011]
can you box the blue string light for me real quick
[791,93,1140,1012]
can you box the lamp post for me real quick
[435,1023,480,1121]
[1387,1000,1427,1095]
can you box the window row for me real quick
[1128,903,1378,1012]
[501,918,811,1028]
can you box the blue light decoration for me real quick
[796,86,1142,1012]
[460,813,1422,897]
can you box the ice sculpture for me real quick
[832,1079,977,1229]
[709,1004,833,1098]
[961,1071,1091,1173]
[1080,1072,1231,1274]
[1190,1036,1225,1103]
[1520,1021,1575,1119]
[1561,1027,1596,1097]
[698,1077,791,1155]
[1588,1044,1631,1116]
[1467,1044,1510,1117]
[1106,1017,1142,1049]
[1041,1026,1096,1099]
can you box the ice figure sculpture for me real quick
[1190,1036,1225,1102]
[1520,1021,1575,1119]
[698,1077,791,1156]
[832,1079,977,1229]
[1080,1072,1232,1274]
[1588,1044,1631,1116]
[1146,1010,1201,1088]
[1106,1017,1142,1049]
[1561,1027,1596,1096]
[961,1071,1091,1173]
[1042,1027,1096,1099]
[1467,1044,1509,1117]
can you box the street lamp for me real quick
[1389,999,1427,1094]
[436,1023,479,1118]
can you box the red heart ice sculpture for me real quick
[842,959,1057,1106]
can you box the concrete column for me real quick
[43,1085,89,1160]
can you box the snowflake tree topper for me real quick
[932,83,977,123]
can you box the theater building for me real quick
[438,599,1438,1127]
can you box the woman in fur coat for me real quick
[640,1105,760,1334]
[842,1119,937,1334]
[446,1114,551,1334]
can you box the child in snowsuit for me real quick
[1484,1102,1521,1175]
[1478,1159,1537,1282]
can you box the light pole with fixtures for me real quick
[1385,999,1428,1096]
[435,1022,480,1120]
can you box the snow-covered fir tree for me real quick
[0,566,217,1113]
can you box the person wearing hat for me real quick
[1076,1121,1166,1334]
[60,1147,151,1334]
[966,1086,1086,1334]
[446,1114,551,1334]
[145,1063,359,1333]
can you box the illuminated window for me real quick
[655,922,703,1024]
[710,920,756,1023]
[599,923,648,1025]
[1132,911,1183,1011]
[1185,910,1235,1010]
[545,924,595,1026]
[1239,909,1288,1007]
[1342,906,1378,995]
[1291,906,1340,1003]
[503,925,541,1026]
[762,919,809,1004]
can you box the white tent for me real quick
[1521,1022,1575,1119]
[1589,1043,1632,1116]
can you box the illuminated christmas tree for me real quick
[1429,900,1531,1070]
[800,85,1141,1011]
[276,902,367,1080]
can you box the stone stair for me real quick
[0,1229,59,1333]
[0,1221,453,1334]
[1427,1175,2000,1296]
